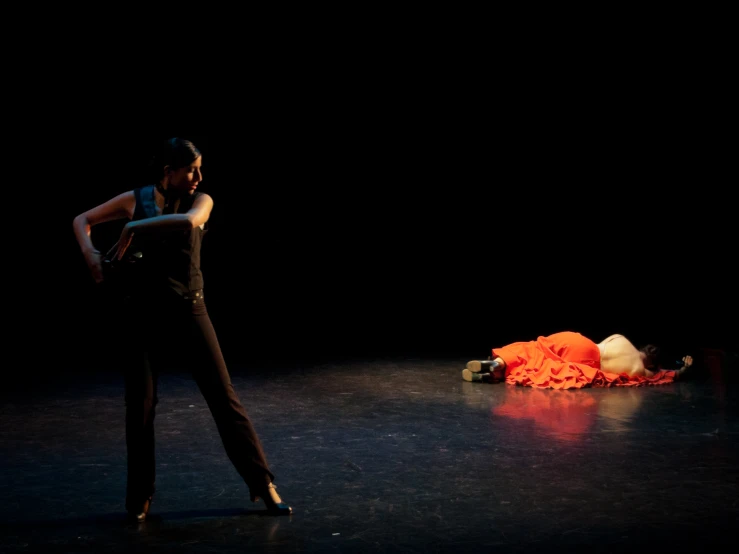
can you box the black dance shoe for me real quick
[462,368,493,382]
[466,360,499,373]
[252,483,293,515]
[127,496,152,523]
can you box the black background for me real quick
[11,28,735,378]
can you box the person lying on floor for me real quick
[462,331,694,389]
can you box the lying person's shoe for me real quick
[251,483,293,515]
[466,360,499,373]
[462,368,493,382]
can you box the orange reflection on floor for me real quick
[491,386,646,441]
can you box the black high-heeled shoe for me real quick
[127,496,152,523]
[466,360,499,373]
[462,368,494,382]
[251,483,292,515]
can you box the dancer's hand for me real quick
[674,355,694,380]
[84,248,104,284]
[115,225,135,261]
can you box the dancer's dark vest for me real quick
[105,185,207,300]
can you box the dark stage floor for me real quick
[2,355,738,553]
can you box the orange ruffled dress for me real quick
[493,331,677,390]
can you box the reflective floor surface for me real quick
[2,355,738,553]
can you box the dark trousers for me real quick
[119,289,274,509]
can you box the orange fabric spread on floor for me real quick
[493,331,677,390]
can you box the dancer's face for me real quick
[166,156,203,195]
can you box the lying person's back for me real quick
[597,334,648,376]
